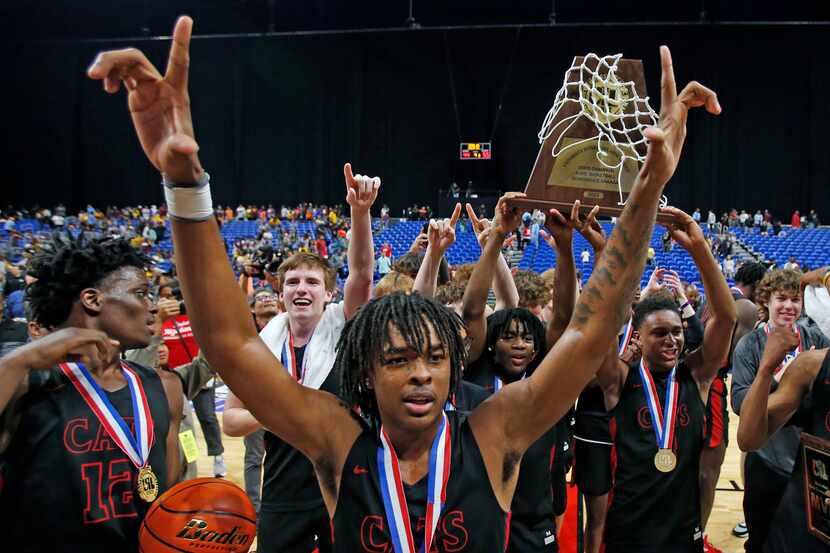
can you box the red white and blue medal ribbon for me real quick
[618,318,635,356]
[377,412,451,553]
[638,360,678,452]
[281,331,310,383]
[764,323,803,381]
[493,376,504,393]
[730,286,744,298]
[59,361,154,469]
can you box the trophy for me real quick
[509,53,675,223]
[802,432,830,545]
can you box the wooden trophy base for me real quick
[505,196,677,224]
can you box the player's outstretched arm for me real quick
[662,206,736,389]
[343,163,379,320]
[412,204,461,298]
[87,17,361,476]
[470,46,722,491]
[462,193,525,364]
[736,337,825,451]
[466,203,519,311]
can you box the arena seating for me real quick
[373,220,483,266]
[730,226,830,270]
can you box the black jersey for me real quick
[0,362,170,553]
[605,362,706,552]
[449,381,490,414]
[765,350,830,553]
[466,365,563,552]
[261,344,341,511]
[332,412,507,553]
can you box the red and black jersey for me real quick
[0,361,170,553]
[332,412,507,553]
[766,349,830,553]
[605,362,705,552]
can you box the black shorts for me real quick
[573,412,612,497]
[704,376,729,449]
[507,517,559,553]
[257,503,332,553]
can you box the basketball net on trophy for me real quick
[509,53,675,223]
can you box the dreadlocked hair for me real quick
[337,291,466,431]
[484,308,547,376]
[26,234,147,328]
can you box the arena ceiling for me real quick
[3,0,828,41]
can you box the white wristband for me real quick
[163,173,213,221]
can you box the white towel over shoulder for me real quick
[259,302,346,390]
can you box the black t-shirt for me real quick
[766,350,830,553]
[261,344,342,511]
[0,362,170,553]
[332,412,507,553]
[605,362,705,551]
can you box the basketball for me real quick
[139,478,257,553]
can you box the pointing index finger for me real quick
[659,45,677,115]
[465,203,480,227]
[449,203,462,227]
[165,16,193,91]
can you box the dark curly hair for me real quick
[734,262,767,288]
[26,235,147,328]
[632,290,680,330]
[337,292,466,430]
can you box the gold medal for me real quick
[137,465,159,502]
[654,448,677,473]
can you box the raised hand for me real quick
[574,204,606,253]
[14,328,120,372]
[661,270,688,303]
[156,297,182,322]
[466,202,492,248]
[87,16,202,184]
[660,206,706,252]
[642,267,666,297]
[759,326,800,377]
[343,163,380,213]
[640,46,721,187]
[491,192,526,235]
[544,207,572,246]
[409,232,429,253]
[427,203,462,255]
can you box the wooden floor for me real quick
[192,381,748,553]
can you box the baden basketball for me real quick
[139,478,257,553]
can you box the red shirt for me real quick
[381,244,392,258]
[315,238,328,258]
[161,314,199,369]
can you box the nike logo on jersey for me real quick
[353,465,369,475]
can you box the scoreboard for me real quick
[460,142,491,160]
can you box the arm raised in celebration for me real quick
[662,207,736,393]
[412,204,461,298]
[86,17,361,497]
[469,47,722,506]
[343,164,380,320]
